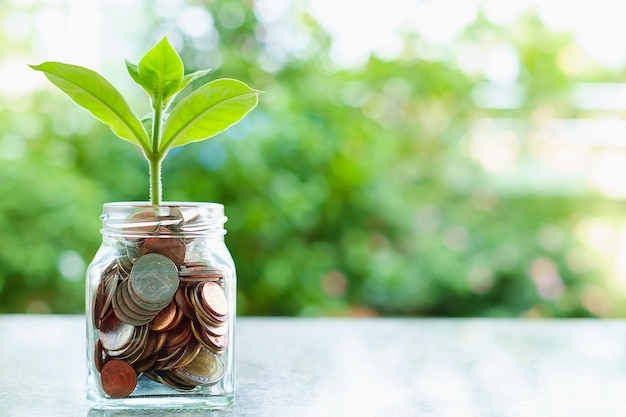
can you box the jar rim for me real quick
[103,201,224,209]
[101,201,227,238]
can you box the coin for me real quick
[111,325,149,361]
[112,281,156,326]
[100,359,137,398]
[155,347,186,370]
[129,253,179,305]
[140,237,186,268]
[116,255,134,277]
[175,286,196,320]
[154,331,168,353]
[163,318,193,350]
[197,318,229,337]
[150,301,181,332]
[94,340,107,372]
[191,321,228,354]
[93,282,105,329]
[190,290,225,329]
[100,270,119,320]
[175,341,203,369]
[125,277,172,313]
[124,330,157,364]
[134,353,158,374]
[126,209,160,234]
[125,241,142,261]
[94,267,119,328]
[200,282,228,317]
[99,315,135,352]
[173,348,224,386]
[147,370,196,391]
[179,262,225,282]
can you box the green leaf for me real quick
[141,114,153,138]
[160,78,260,152]
[166,69,212,113]
[138,37,184,103]
[125,60,142,86]
[29,62,150,152]
[180,69,211,91]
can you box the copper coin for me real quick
[94,340,107,372]
[125,210,160,234]
[139,237,186,268]
[200,282,228,317]
[191,321,228,354]
[134,353,158,374]
[154,331,168,353]
[179,262,225,281]
[150,301,179,332]
[97,305,115,330]
[100,359,137,398]
[93,282,105,329]
[94,267,119,328]
[190,289,224,327]
[175,286,196,320]
[164,319,193,350]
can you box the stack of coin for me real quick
[92,209,231,398]
[190,282,230,355]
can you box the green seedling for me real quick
[31,37,260,205]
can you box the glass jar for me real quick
[86,202,236,409]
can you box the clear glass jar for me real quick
[86,202,236,409]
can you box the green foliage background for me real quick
[0,1,624,317]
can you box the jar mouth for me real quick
[101,202,227,238]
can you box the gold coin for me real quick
[173,348,224,386]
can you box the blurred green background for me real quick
[1,0,626,317]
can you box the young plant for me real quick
[30,37,260,205]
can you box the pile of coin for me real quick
[92,210,230,398]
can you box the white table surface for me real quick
[1,315,625,417]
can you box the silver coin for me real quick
[130,253,179,305]
[99,317,135,351]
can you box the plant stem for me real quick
[150,99,164,205]
[149,155,162,205]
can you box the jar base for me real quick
[87,392,234,410]
[87,370,234,410]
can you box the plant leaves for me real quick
[160,78,260,152]
[125,60,142,86]
[141,114,153,138]
[166,69,212,113]
[30,62,150,151]
[180,69,211,91]
[138,37,184,103]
